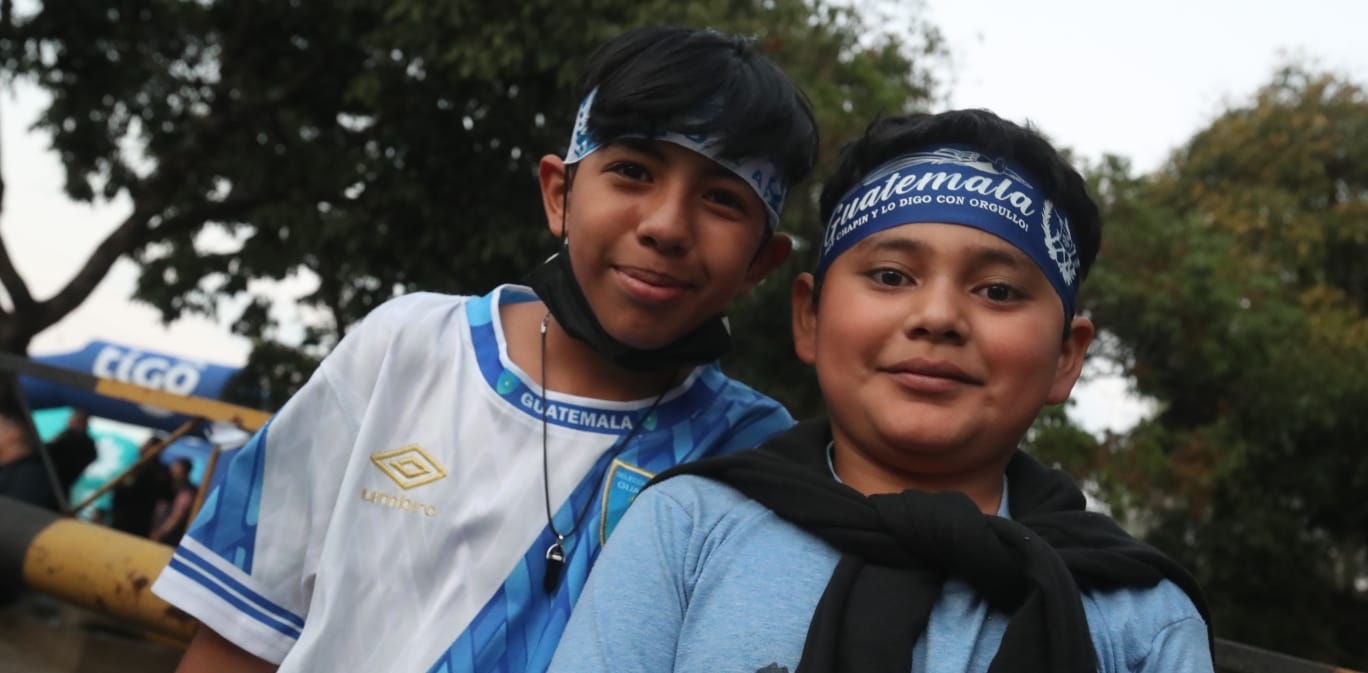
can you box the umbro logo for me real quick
[370,445,447,490]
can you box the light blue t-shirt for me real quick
[549,474,1211,673]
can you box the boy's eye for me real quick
[704,188,749,212]
[608,162,651,181]
[869,268,911,287]
[978,283,1023,302]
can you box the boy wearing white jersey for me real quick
[550,110,1213,673]
[154,26,818,673]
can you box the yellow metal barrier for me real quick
[1,495,197,642]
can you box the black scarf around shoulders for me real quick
[650,419,1212,673]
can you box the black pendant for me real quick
[544,542,567,594]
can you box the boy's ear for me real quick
[1047,315,1096,404]
[791,272,818,366]
[736,233,793,295]
[538,154,569,237]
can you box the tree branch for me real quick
[29,206,153,337]
[30,192,271,337]
[0,102,5,214]
[0,92,14,317]
[131,192,274,248]
[315,272,349,341]
[0,233,35,312]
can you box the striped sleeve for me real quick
[152,325,374,663]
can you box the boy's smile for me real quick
[540,139,789,351]
[613,264,692,304]
[792,223,1093,499]
[881,356,985,395]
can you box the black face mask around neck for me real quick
[523,244,731,372]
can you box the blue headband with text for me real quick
[564,88,786,230]
[817,146,1081,319]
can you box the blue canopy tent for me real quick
[20,341,249,518]
[22,341,243,432]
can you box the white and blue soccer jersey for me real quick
[151,286,794,673]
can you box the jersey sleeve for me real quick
[718,401,794,455]
[691,369,796,460]
[151,303,400,664]
[547,485,697,673]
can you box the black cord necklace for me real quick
[539,313,671,593]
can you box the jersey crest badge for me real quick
[599,459,654,543]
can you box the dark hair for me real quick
[577,26,818,188]
[819,110,1102,282]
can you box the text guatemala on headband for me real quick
[816,145,1082,320]
[563,88,787,231]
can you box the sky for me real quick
[3,0,1368,435]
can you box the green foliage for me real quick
[1076,65,1368,667]
[1020,405,1103,487]
[0,0,942,411]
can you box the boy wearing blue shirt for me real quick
[550,110,1212,673]
[154,26,818,673]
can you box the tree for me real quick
[0,0,942,413]
[1072,66,1368,666]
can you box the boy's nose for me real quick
[636,190,694,255]
[903,282,968,343]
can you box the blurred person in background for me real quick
[46,408,97,497]
[111,436,172,538]
[151,457,197,546]
[0,408,58,511]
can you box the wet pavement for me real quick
[0,593,181,673]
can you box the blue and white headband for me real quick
[564,88,787,231]
[817,146,1082,319]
